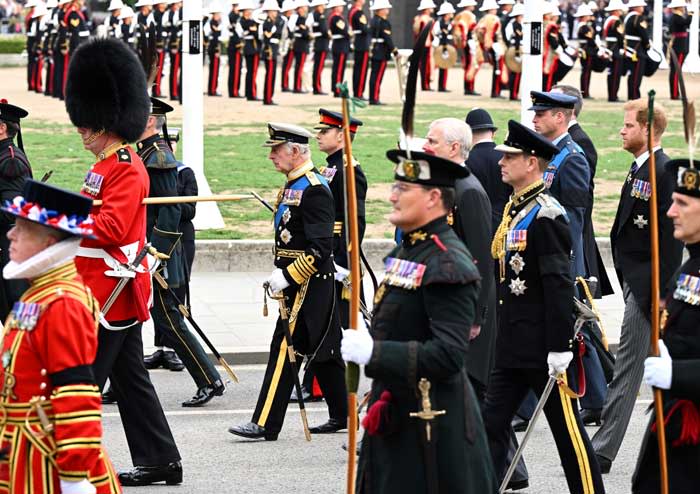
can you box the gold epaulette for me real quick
[306,171,321,186]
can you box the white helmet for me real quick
[604,0,625,10]
[509,2,524,16]
[587,0,598,11]
[261,0,280,9]
[281,0,296,9]
[573,3,594,16]
[46,0,58,7]
[436,1,456,15]
[370,0,392,9]
[309,0,327,6]
[32,2,48,17]
[498,0,515,5]
[107,0,124,10]
[327,0,346,7]
[457,0,477,6]
[479,0,500,11]
[133,0,153,7]
[118,6,134,19]
[417,0,437,9]
[626,0,647,7]
[667,0,689,7]
[295,0,310,7]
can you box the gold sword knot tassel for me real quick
[409,378,446,442]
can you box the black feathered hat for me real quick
[65,38,149,143]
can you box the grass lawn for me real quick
[20,102,691,239]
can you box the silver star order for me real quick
[509,253,525,275]
[282,209,291,224]
[280,229,292,244]
[509,278,527,296]
[633,215,648,229]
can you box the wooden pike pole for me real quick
[646,89,669,494]
[91,194,254,206]
[339,83,361,494]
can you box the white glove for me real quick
[267,268,289,293]
[492,42,503,57]
[547,351,573,376]
[341,319,373,365]
[643,340,672,390]
[333,262,350,283]
[467,38,476,52]
[60,479,96,494]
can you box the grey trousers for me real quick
[591,283,650,461]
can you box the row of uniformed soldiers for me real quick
[411,0,694,101]
[24,0,89,100]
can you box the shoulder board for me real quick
[305,171,321,186]
[535,194,567,220]
[116,148,132,163]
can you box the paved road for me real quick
[103,365,653,494]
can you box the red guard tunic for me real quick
[0,262,121,493]
[75,145,151,322]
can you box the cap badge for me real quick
[403,160,421,181]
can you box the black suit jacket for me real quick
[466,141,511,234]
[569,122,613,297]
[610,149,683,316]
[453,172,496,386]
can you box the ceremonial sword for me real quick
[100,242,154,318]
[263,282,312,441]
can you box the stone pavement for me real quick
[142,267,625,364]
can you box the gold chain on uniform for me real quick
[490,179,545,282]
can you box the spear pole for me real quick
[339,83,361,494]
[646,89,669,494]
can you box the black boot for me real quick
[118,462,183,486]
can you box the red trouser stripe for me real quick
[252,54,259,99]
[315,51,326,91]
[172,53,180,98]
[210,55,220,94]
[373,60,386,101]
[335,52,345,94]
[265,58,273,103]
[154,50,165,95]
[35,57,43,92]
[359,51,369,96]
[296,52,306,90]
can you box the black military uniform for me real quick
[435,15,454,92]
[227,5,243,98]
[0,102,32,322]
[465,109,511,234]
[328,7,350,97]
[313,109,367,327]
[311,5,330,95]
[229,123,347,440]
[292,10,311,92]
[505,15,523,100]
[151,3,168,97]
[206,15,223,96]
[578,20,596,98]
[167,3,182,102]
[603,9,624,101]
[484,120,605,493]
[52,3,69,99]
[350,149,497,493]
[350,3,370,99]
[668,7,693,100]
[137,98,224,407]
[26,9,38,92]
[368,11,396,105]
[623,8,650,100]
[261,12,284,105]
[42,4,57,97]
[240,12,260,100]
[632,159,700,494]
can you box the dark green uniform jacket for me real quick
[137,133,184,288]
[633,243,700,494]
[357,217,497,494]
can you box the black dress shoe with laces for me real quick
[505,478,529,491]
[118,462,183,486]
[580,408,602,426]
[163,350,185,371]
[143,349,165,369]
[181,380,225,407]
[309,418,347,434]
[512,416,529,432]
[228,421,279,441]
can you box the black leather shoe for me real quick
[228,422,279,441]
[309,418,347,434]
[118,462,183,486]
[102,389,117,405]
[163,350,185,371]
[143,349,165,369]
[505,478,529,491]
[182,380,225,407]
[597,454,612,474]
[580,408,602,426]
[512,417,529,432]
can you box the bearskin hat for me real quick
[65,38,149,143]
